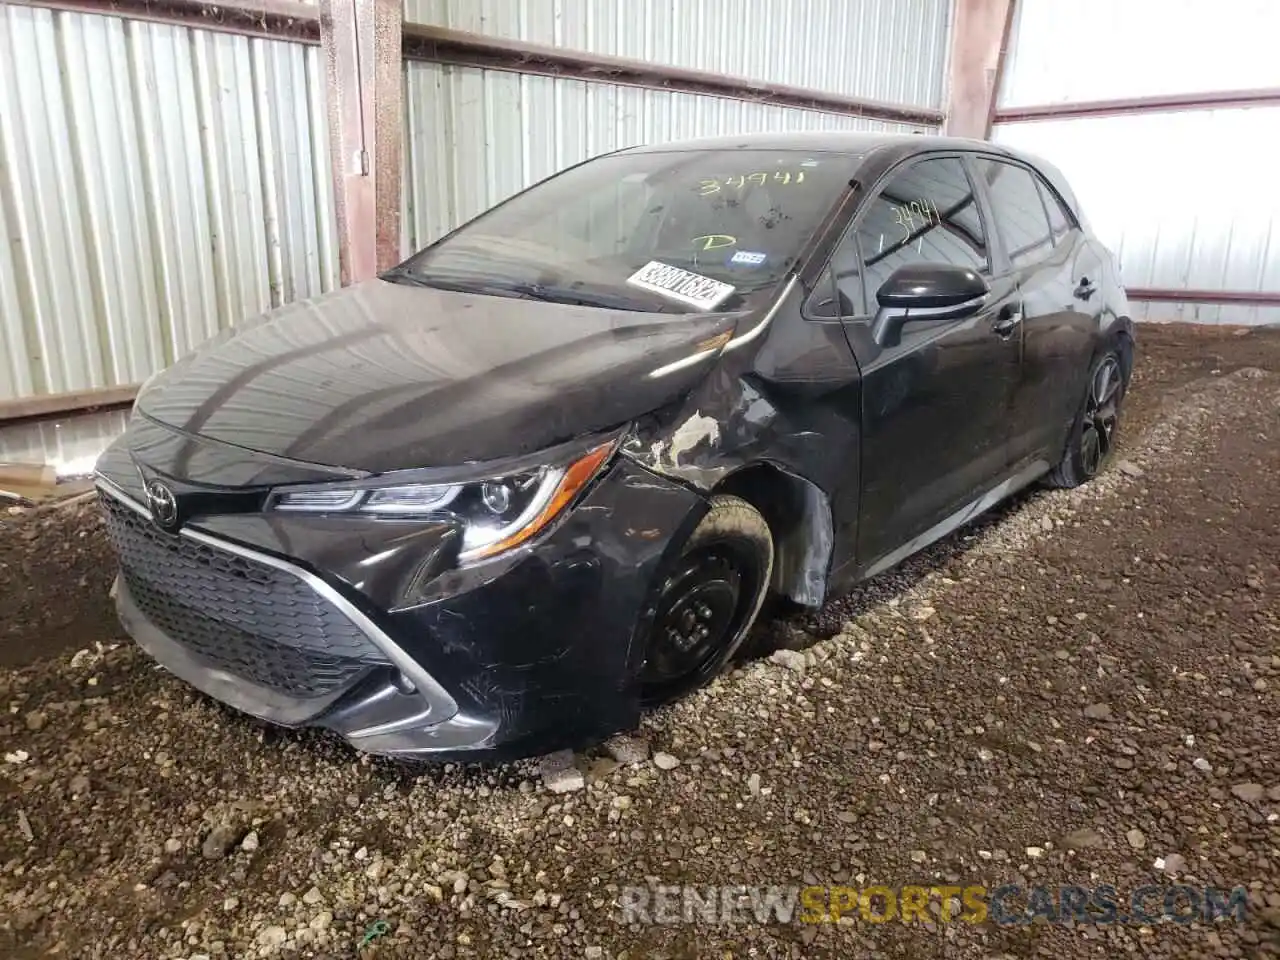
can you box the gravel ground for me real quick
[1,323,1278,959]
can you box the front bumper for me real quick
[99,455,704,760]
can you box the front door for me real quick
[818,154,1022,572]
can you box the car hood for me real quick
[137,279,738,474]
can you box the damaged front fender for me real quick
[624,382,847,609]
[620,279,865,610]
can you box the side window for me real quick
[859,157,989,309]
[1036,177,1074,247]
[807,250,864,318]
[809,156,989,317]
[976,159,1055,268]
[829,227,865,316]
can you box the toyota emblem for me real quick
[145,480,180,530]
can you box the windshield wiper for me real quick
[382,268,660,312]
[480,280,659,312]
[380,267,479,293]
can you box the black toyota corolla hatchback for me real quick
[96,132,1134,760]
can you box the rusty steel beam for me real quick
[0,384,139,425]
[322,0,403,284]
[1128,288,1280,308]
[944,0,1015,139]
[401,22,944,127]
[6,0,320,42]
[17,2,946,129]
[996,87,1280,124]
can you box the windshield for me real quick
[390,148,857,313]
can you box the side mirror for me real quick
[872,263,989,347]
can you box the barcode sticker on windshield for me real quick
[626,261,735,310]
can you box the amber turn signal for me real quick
[464,441,617,560]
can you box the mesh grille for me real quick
[101,491,387,699]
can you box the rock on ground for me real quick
[539,751,585,794]
[652,751,681,771]
[603,734,649,764]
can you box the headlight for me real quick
[268,441,616,563]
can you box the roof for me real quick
[617,130,1085,220]
[621,131,1001,156]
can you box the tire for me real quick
[639,495,774,707]
[1046,345,1127,488]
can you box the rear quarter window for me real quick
[1036,177,1075,247]
[974,158,1055,269]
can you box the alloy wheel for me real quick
[1081,355,1122,478]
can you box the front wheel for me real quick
[1046,347,1126,488]
[639,495,773,707]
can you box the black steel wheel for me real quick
[1047,346,1127,488]
[639,495,773,706]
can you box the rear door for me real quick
[971,157,1096,467]
[809,154,1022,571]
[1043,175,1111,431]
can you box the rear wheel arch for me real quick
[1083,324,1134,392]
[1113,324,1136,383]
[1063,320,1133,455]
[1047,340,1126,488]
[713,463,833,608]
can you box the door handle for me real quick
[992,309,1022,339]
[1074,277,1097,300]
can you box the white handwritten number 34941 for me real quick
[891,198,941,244]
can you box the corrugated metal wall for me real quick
[0,408,129,478]
[995,0,1280,326]
[0,3,339,405]
[399,0,952,253]
[404,0,952,108]
[402,64,934,252]
[401,0,950,252]
[1,0,952,409]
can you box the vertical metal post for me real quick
[321,0,402,285]
[944,0,1015,140]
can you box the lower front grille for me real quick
[101,491,389,699]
